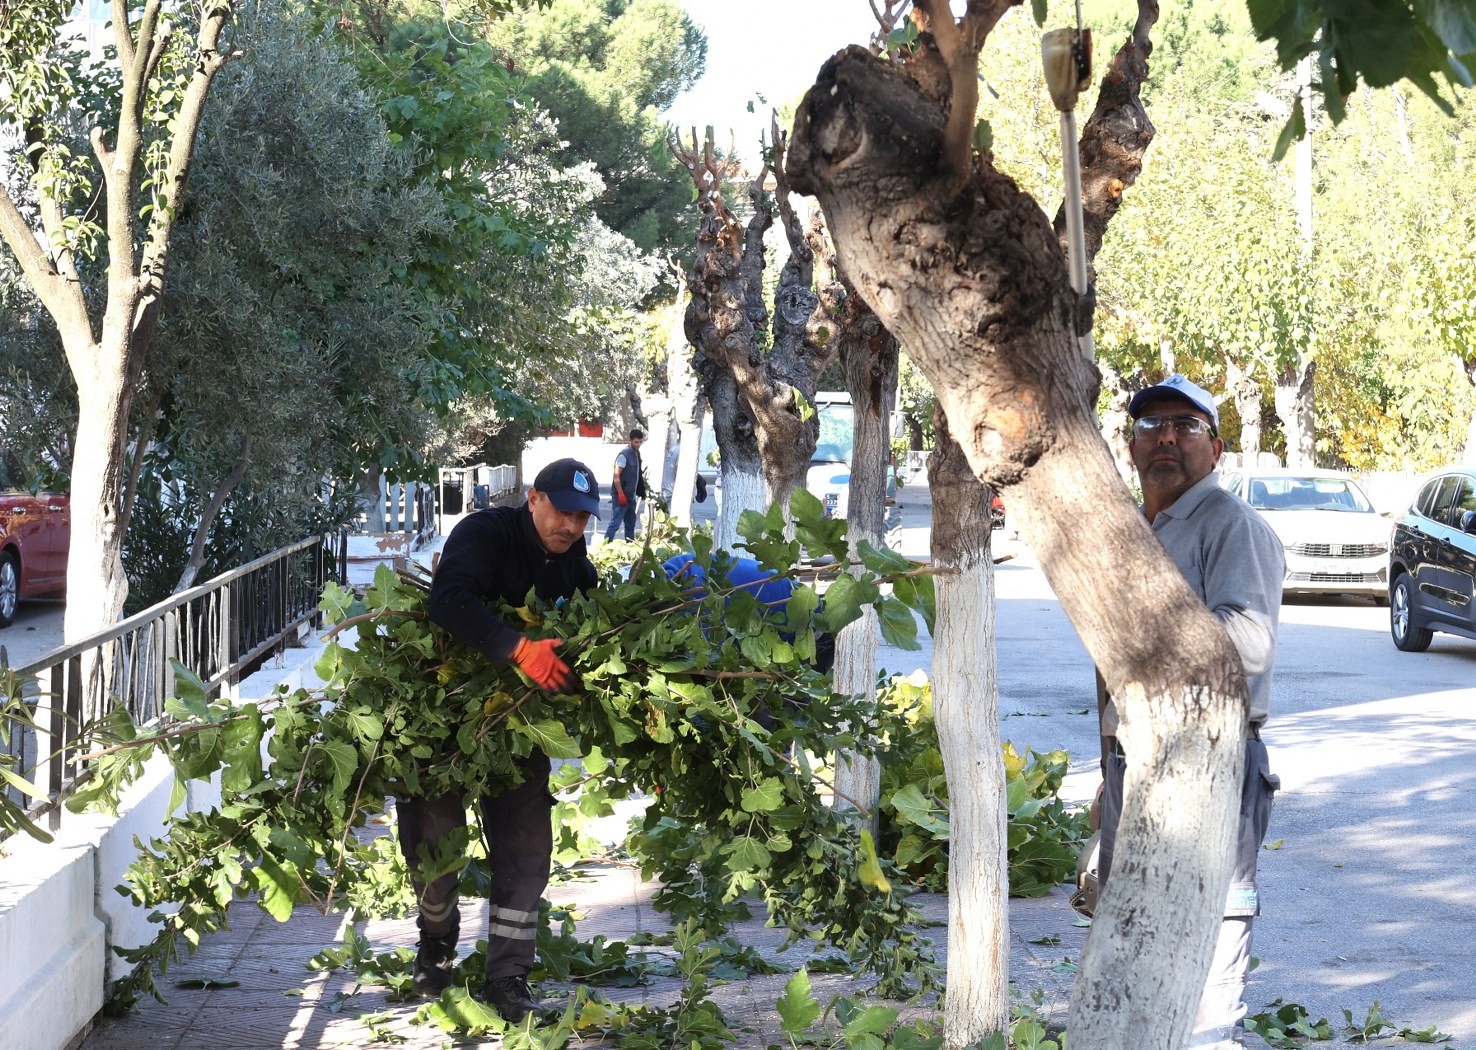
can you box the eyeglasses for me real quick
[1132,414,1215,438]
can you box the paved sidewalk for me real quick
[79,856,1088,1049]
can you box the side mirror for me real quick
[1461,510,1476,535]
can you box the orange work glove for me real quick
[511,636,570,691]
[617,487,628,506]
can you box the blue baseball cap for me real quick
[1128,374,1219,431]
[532,458,601,516]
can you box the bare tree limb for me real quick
[175,435,253,593]
[109,0,137,72]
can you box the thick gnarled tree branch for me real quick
[788,3,1248,1047]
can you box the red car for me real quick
[0,464,70,629]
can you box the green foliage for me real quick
[1245,998,1453,1047]
[483,0,708,257]
[0,665,56,843]
[0,0,117,261]
[53,510,941,1023]
[1007,1001,1064,1050]
[1246,0,1476,127]
[1246,998,1334,1047]
[773,968,945,1050]
[875,674,1090,897]
[1341,1000,1453,1044]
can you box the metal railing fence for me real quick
[0,532,343,841]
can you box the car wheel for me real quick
[1389,573,1433,652]
[0,551,17,629]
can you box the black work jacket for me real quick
[427,504,597,664]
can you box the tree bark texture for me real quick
[929,409,1009,1043]
[672,125,835,521]
[1274,356,1316,468]
[1096,360,1137,488]
[1226,359,1264,460]
[175,436,252,593]
[826,252,900,817]
[787,5,1250,1047]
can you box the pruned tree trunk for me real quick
[929,408,1009,1043]
[1227,359,1264,460]
[1274,356,1316,468]
[671,121,835,538]
[702,368,764,550]
[821,244,899,818]
[787,4,1250,1047]
[0,2,236,643]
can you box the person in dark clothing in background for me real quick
[602,428,644,542]
[402,458,599,1023]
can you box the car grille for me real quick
[1287,542,1385,558]
[1287,571,1384,584]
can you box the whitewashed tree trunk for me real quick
[1227,360,1264,459]
[714,467,764,552]
[829,286,897,822]
[1097,361,1137,488]
[66,372,133,643]
[1464,406,1476,466]
[1274,357,1316,468]
[671,408,705,525]
[360,466,386,532]
[930,416,1009,1046]
[830,607,880,820]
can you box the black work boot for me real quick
[482,973,544,1024]
[411,931,458,997]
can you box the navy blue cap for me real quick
[532,458,601,516]
[1128,374,1219,430]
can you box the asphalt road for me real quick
[0,598,66,669]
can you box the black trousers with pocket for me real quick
[396,752,555,980]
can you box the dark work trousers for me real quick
[603,499,637,541]
[396,752,555,980]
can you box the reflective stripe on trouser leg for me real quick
[395,793,468,941]
[489,906,539,942]
[1188,916,1253,1050]
[480,753,555,980]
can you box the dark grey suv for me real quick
[1388,467,1476,651]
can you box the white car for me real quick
[1220,469,1390,602]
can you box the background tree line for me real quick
[0,0,703,614]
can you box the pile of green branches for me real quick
[876,674,1090,897]
[59,494,941,1020]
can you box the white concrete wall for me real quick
[0,636,331,1050]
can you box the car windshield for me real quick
[1245,476,1375,513]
